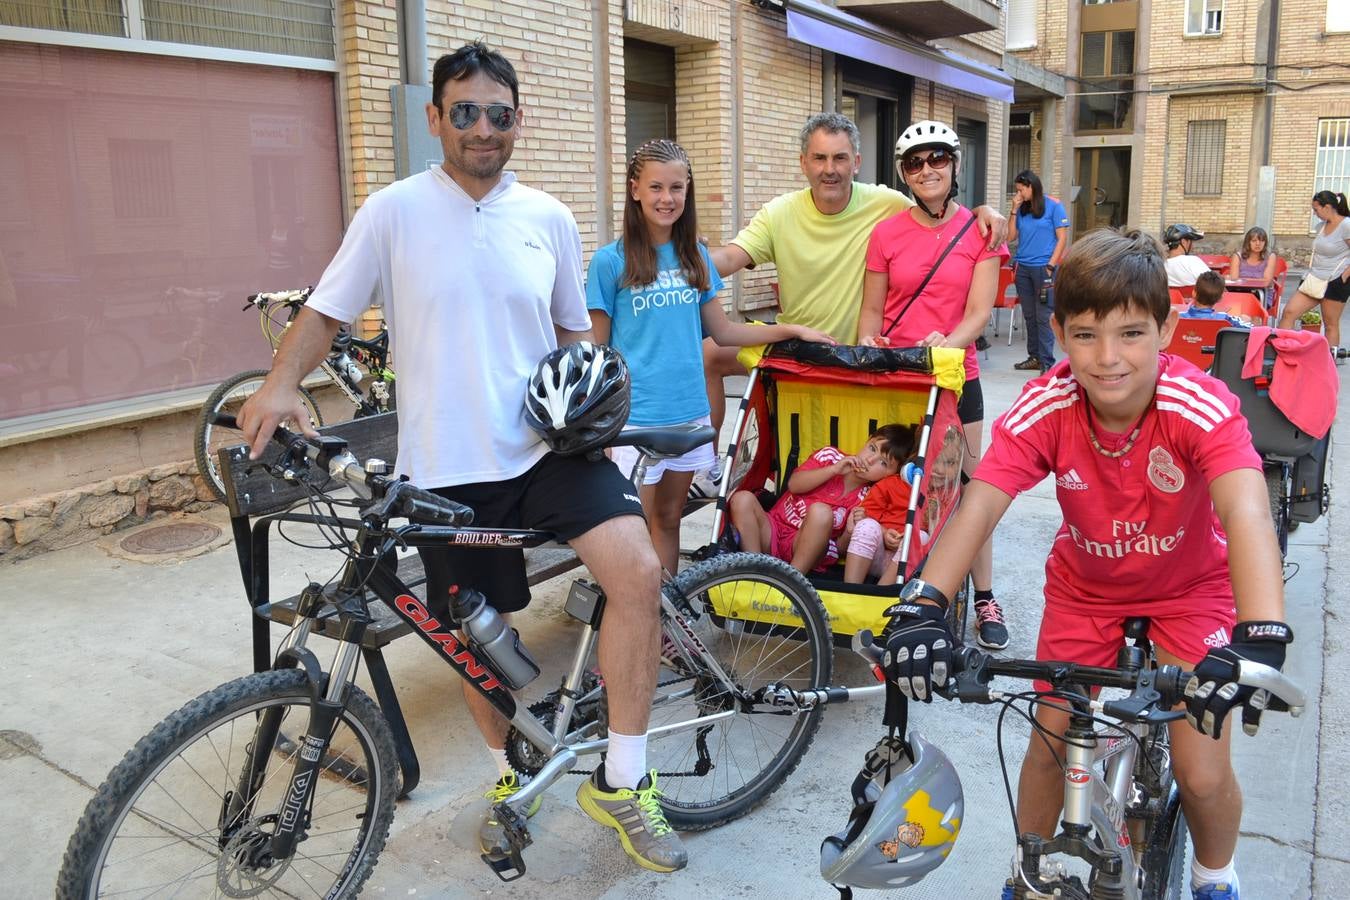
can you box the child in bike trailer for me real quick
[728,425,911,575]
[840,423,920,583]
[587,138,832,575]
[880,228,1290,900]
[849,424,966,588]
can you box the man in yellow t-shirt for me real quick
[701,112,1006,442]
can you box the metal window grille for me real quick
[1313,119,1350,232]
[109,139,176,219]
[1184,120,1225,196]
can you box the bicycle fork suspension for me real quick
[222,641,362,868]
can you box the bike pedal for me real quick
[480,848,527,882]
[480,802,532,882]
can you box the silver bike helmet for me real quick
[894,120,962,220]
[820,732,964,891]
[524,341,630,456]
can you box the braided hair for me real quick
[621,139,710,291]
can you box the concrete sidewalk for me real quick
[1,333,1342,898]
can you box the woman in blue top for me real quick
[587,139,831,574]
[1007,170,1069,373]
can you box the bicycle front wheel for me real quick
[58,670,398,900]
[648,552,832,830]
[195,370,323,502]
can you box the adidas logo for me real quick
[1055,468,1090,491]
[1203,626,1230,649]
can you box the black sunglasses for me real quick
[447,102,518,132]
[900,148,953,175]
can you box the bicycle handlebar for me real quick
[209,413,474,526]
[852,629,1306,723]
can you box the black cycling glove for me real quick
[1184,620,1292,739]
[880,603,954,703]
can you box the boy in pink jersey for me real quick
[729,426,909,573]
[880,229,1290,900]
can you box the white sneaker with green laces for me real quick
[478,771,542,856]
[576,765,688,872]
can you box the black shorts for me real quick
[1324,274,1350,303]
[417,453,643,616]
[958,376,985,424]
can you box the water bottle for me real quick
[449,586,541,689]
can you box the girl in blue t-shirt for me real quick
[587,139,831,574]
[1007,169,1070,373]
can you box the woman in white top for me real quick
[1278,190,1350,351]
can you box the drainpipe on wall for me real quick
[1159,94,1171,234]
[1253,0,1279,236]
[399,0,427,85]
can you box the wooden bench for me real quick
[218,411,584,796]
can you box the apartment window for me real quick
[1314,119,1350,231]
[1006,0,1036,50]
[1185,0,1223,35]
[1330,0,1350,32]
[1183,121,1225,196]
[624,40,675,160]
[1006,110,1032,193]
[1077,30,1134,132]
[0,0,123,35]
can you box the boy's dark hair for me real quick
[1053,228,1171,327]
[871,423,917,467]
[1193,271,1225,307]
[431,41,518,113]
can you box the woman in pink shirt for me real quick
[857,119,1010,649]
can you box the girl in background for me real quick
[587,139,831,574]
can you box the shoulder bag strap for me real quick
[881,213,978,338]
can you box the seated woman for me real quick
[1229,226,1278,289]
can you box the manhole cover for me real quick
[118,521,222,555]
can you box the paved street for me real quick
[1,332,1342,898]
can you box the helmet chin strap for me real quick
[914,196,950,221]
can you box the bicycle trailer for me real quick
[1210,326,1334,525]
[698,339,969,642]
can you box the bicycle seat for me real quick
[610,423,715,459]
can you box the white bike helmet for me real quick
[894,120,962,220]
[820,732,964,892]
[524,342,630,456]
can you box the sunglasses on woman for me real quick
[447,101,518,132]
[899,148,954,174]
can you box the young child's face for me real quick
[930,441,962,489]
[1051,303,1177,429]
[858,436,901,483]
[630,159,688,233]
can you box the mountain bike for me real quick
[59,418,833,897]
[849,623,1306,899]
[194,288,397,501]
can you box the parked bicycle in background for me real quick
[194,287,395,501]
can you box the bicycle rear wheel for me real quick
[58,669,397,899]
[647,553,832,830]
[195,370,323,502]
[1265,461,1290,558]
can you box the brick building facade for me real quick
[1005,0,1350,260]
[0,0,1010,556]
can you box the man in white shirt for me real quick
[1164,223,1212,287]
[237,41,686,874]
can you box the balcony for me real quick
[835,0,1000,40]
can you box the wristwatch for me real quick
[899,578,950,611]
